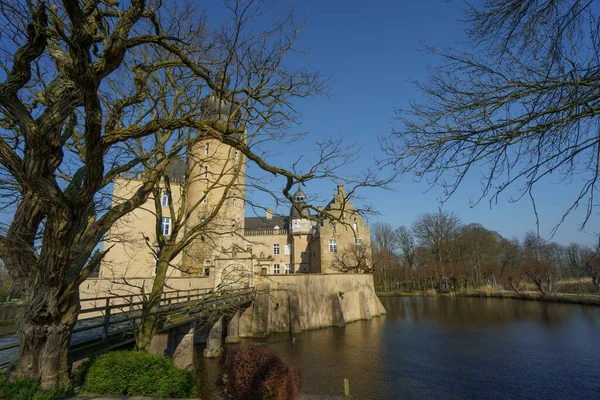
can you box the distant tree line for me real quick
[371,210,600,295]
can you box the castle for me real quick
[99,78,371,287]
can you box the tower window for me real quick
[161,191,169,207]
[204,166,209,179]
[331,222,336,230]
[273,264,280,274]
[355,239,363,247]
[233,197,236,206]
[353,222,358,231]
[205,143,210,155]
[202,191,207,204]
[161,217,171,235]
[329,239,337,253]
[273,244,280,255]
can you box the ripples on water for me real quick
[194,297,600,399]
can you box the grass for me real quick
[377,288,600,306]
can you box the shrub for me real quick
[81,350,196,398]
[0,374,71,400]
[218,346,301,400]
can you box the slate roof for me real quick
[244,216,289,230]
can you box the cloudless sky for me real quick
[226,0,600,246]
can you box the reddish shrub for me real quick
[217,346,302,400]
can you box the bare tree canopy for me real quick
[387,0,600,233]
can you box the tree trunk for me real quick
[13,285,80,390]
[135,297,161,352]
[135,256,170,351]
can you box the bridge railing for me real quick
[0,287,253,369]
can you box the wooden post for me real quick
[103,298,111,340]
[344,378,350,397]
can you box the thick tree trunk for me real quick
[13,286,80,390]
[135,296,161,352]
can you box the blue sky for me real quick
[233,0,600,246]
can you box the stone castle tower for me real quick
[182,73,246,274]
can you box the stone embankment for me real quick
[239,273,386,338]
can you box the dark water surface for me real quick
[195,297,600,399]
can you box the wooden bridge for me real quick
[0,287,254,370]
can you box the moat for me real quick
[194,296,600,399]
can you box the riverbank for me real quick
[377,289,600,306]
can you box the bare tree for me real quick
[0,0,351,388]
[584,240,600,292]
[394,225,415,269]
[371,222,398,291]
[387,0,600,234]
[412,210,460,266]
[331,243,373,274]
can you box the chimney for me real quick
[266,208,272,219]
[337,184,345,196]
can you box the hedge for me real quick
[80,350,197,398]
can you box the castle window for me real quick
[235,149,239,159]
[273,264,280,274]
[355,239,363,247]
[205,143,210,155]
[284,244,291,255]
[329,239,337,253]
[161,191,169,207]
[204,166,209,179]
[284,264,291,274]
[353,222,358,231]
[152,257,158,276]
[273,244,280,255]
[202,191,207,204]
[232,197,236,206]
[161,217,171,235]
[331,222,336,230]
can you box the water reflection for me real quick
[385,296,576,328]
[194,297,600,400]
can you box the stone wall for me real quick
[239,273,386,337]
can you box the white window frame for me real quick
[161,217,171,236]
[273,243,280,255]
[273,264,280,274]
[353,222,358,231]
[284,264,291,274]
[161,191,169,207]
[284,243,291,255]
[329,239,337,253]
